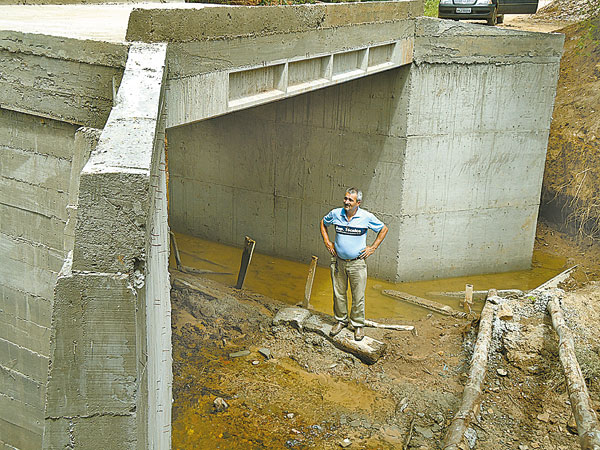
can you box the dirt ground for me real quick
[170,6,600,450]
[170,221,600,450]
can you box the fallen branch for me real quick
[547,292,600,450]
[442,289,496,450]
[382,290,467,319]
[531,265,578,292]
[364,319,415,333]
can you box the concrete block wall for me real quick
[168,66,411,280]
[0,108,98,450]
[43,42,170,450]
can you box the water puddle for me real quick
[170,232,566,319]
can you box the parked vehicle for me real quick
[438,0,539,25]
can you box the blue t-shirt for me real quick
[322,207,385,260]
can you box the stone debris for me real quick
[498,303,514,320]
[213,397,229,412]
[537,412,550,423]
[272,307,311,330]
[414,425,434,439]
[258,347,272,359]
[497,368,508,376]
[229,350,250,358]
[340,438,352,448]
[464,427,477,449]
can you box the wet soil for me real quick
[171,222,600,450]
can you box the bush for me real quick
[424,0,440,17]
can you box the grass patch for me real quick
[424,0,440,17]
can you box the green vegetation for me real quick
[425,0,440,17]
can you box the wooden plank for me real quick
[382,290,467,319]
[302,255,318,308]
[235,236,255,289]
[531,265,578,292]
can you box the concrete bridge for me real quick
[0,2,563,449]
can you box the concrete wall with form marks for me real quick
[0,108,99,450]
[167,66,411,281]
[167,18,564,282]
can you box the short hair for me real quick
[346,187,363,203]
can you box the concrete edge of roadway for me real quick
[0,29,129,67]
[125,0,424,42]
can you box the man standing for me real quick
[320,188,388,341]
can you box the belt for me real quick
[337,256,360,262]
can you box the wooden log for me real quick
[382,290,467,319]
[428,289,523,299]
[547,293,600,450]
[235,236,256,289]
[443,289,496,450]
[531,265,578,292]
[302,255,318,308]
[364,319,414,333]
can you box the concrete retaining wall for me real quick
[43,43,170,450]
[0,108,98,450]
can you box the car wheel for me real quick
[487,7,498,25]
[497,14,504,23]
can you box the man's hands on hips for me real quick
[325,241,336,256]
[359,246,376,259]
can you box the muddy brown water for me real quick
[170,231,566,319]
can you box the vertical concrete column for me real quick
[393,18,564,281]
[43,43,170,450]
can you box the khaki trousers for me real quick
[330,256,367,328]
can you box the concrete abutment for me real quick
[0,4,564,449]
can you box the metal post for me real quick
[235,236,256,289]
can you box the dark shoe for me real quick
[354,327,364,341]
[330,322,345,336]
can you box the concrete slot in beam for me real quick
[225,39,413,114]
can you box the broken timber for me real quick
[443,289,496,450]
[235,236,256,289]
[427,289,523,300]
[382,290,467,319]
[273,307,387,365]
[547,291,600,450]
[170,231,183,271]
[364,319,414,333]
[303,255,318,308]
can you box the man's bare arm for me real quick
[320,219,336,256]
[359,225,388,259]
